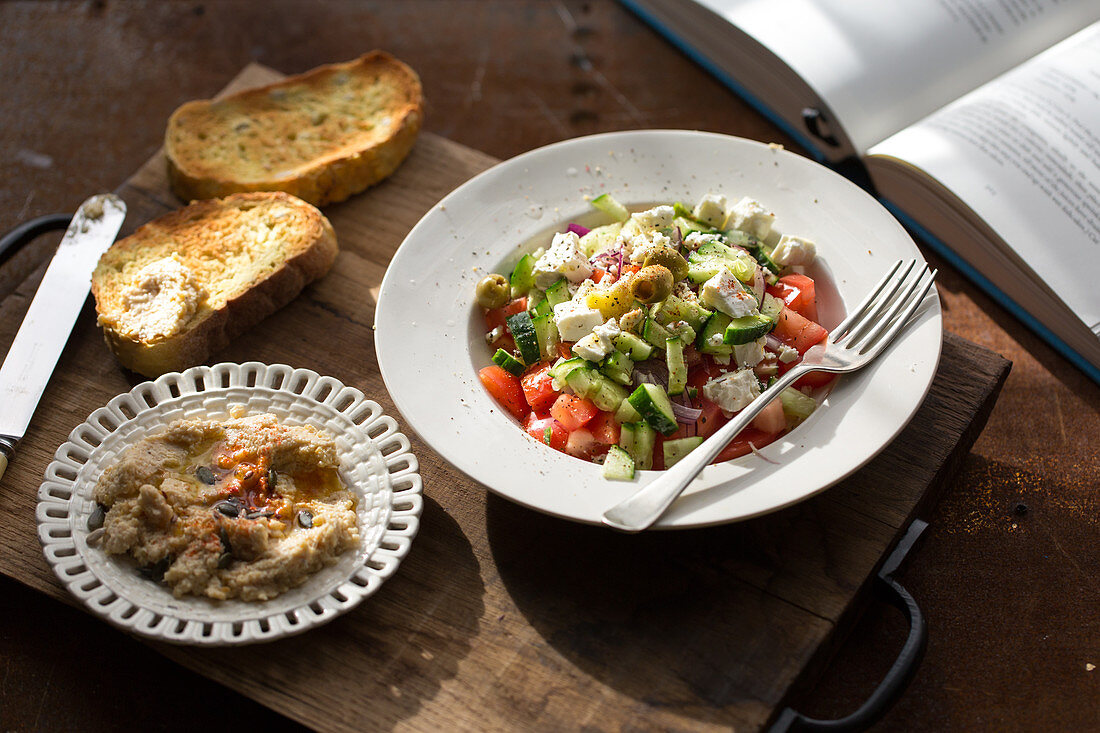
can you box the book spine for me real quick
[880,199,1100,387]
[618,0,828,163]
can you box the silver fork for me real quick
[602,258,937,532]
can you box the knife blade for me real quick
[0,194,126,480]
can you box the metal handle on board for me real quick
[769,519,929,733]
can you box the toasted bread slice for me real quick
[92,192,337,377]
[165,52,423,207]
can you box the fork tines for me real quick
[831,259,937,355]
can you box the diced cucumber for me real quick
[565,367,629,412]
[695,312,733,356]
[510,253,537,297]
[601,445,636,480]
[672,214,720,238]
[590,193,630,222]
[663,437,704,467]
[641,317,672,350]
[614,398,642,424]
[666,320,696,343]
[599,349,634,386]
[544,277,571,308]
[531,313,560,361]
[614,331,655,361]
[754,245,782,275]
[507,311,541,365]
[530,295,552,318]
[687,242,758,284]
[492,348,524,376]
[627,383,679,436]
[723,314,774,345]
[619,422,656,470]
[549,357,587,383]
[666,337,687,396]
[650,294,712,332]
[779,387,817,426]
[760,292,784,324]
[578,222,624,258]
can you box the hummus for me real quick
[92,412,359,601]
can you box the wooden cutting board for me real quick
[0,64,1010,731]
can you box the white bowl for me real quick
[375,130,940,528]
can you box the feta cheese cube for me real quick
[553,299,604,341]
[733,337,766,368]
[573,317,621,362]
[707,333,724,348]
[684,231,722,251]
[628,230,672,264]
[692,193,728,228]
[485,326,504,345]
[618,308,645,334]
[702,369,761,413]
[699,267,757,318]
[771,235,817,267]
[573,333,609,362]
[728,197,775,239]
[776,343,800,363]
[631,205,675,230]
[533,231,593,288]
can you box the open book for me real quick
[622,0,1100,382]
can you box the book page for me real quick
[697,0,1099,153]
[870,24,1100,336]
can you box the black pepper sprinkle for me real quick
[1014,502,1029,516]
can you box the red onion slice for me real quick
[671,401,702,423]
[567,223,591,237]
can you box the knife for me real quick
[0,194,126,481]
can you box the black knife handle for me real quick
[768,519,929,732]
[0,213,73,266]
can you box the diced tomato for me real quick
[712,427,780,463]
[550,393,599,431]
[556,342,574,360]
[621,264,641,277]
[588,411,620,447]
[479,366,528,421]
[772,306,828,355]
[695,397,725,439]
[483,296,528,333]
[590,268,607,284]
[793,369,837,390]
[520,362,559,412]
[524,413,568,451]
[566,428,603,460]
[767,274,818,322]
[751,398,786,434]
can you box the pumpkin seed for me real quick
[216,551,233,569]
[297,510,313,529]
[268,467,278,487]
[87,502,107,531]
[86,527,105,546]
[196,466,216,485]
[138,555,171,582]
[214,499,240,518]
[245,510,274,520]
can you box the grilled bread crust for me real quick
[91,192,338,376]
[165,52,423,206]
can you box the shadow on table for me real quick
[486,490,854,724]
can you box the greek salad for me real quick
[475,192,834,480]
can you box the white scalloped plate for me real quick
[37,362,422,646]
[376,130,941,528]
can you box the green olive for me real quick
[475,273,511,309]
[632,265,674,304]
[643,246,690,282]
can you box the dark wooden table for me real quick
[1,2,1097,730]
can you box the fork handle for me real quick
[602,363,812,532]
